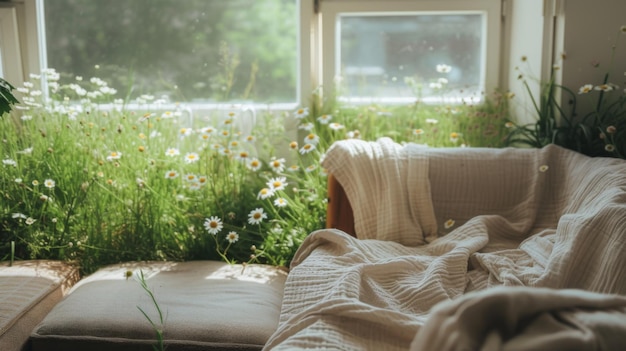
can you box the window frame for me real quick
[316,0,502,103]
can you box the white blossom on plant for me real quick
[304,133,320,145]
[450,132,460,143]
[329,123,345,131]
[247,158,262,172]
[179,127,193,138]
[106,151,122,161]
[299,143,316,155]
[236,150,250,162]
[269,157,286,173]
[165,170,179,179]
[317,114,332,124]
[197,176,208,186]
[44,179,56,188]
[204,216,223,235]
[258,188,275,200]
[274,198,288,208]
[294,107,309,119]
[247,208,267,225]
[268,177,287,191]
[226,231,239,243]
[595,84,616,92]
[184,152,199,163]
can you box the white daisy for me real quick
[44,179,56,188]
[294,107,309,119]
[204,216,223,235]
[317,114,332,124]
[247,158,262,172]
[299,143,316,155]
[184,152,200,164]
[303,133,320,145]
[179,127,193,137]
[329,123,345,131]
[258,187,275,200]
[267,177,287,191]
[106,151,122,161]
[269,157,286,173]
[226,231,239,244]
[247,208,267,225]
[274,198,288,207]
[165,170,179,179]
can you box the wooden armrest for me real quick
[326,173,356,237]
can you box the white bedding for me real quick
[264,139,626,350]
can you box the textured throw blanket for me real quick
[264,139,626,350]
[411,286,626,351]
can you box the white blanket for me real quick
[264,140,626,350]
[412,287,626,351]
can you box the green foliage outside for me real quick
[44,0,297,103]
[0,69,509,274]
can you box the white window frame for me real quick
[315,0,502,103]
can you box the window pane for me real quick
[338,13,484,103]
[43,0,298,104]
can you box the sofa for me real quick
[264,138,626,350]
[4,138,626,350]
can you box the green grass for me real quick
[1,71,510,274]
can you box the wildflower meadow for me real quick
[1,69,509,274]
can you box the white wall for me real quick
[559,0,626,119]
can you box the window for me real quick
[15,0,500,108]
[39,0,300,106]
[317,0,502,104]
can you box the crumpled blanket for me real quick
[411,286,626,351]
[264,140,626,351]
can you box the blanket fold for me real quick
[321,137,437,246]
[410,286,626,351]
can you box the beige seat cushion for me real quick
[0,260,80,351]
[30,261,287,351]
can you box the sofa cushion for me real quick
[29,261,287,351]
[0,260,79,351]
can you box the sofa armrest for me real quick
[326,173,356,237]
